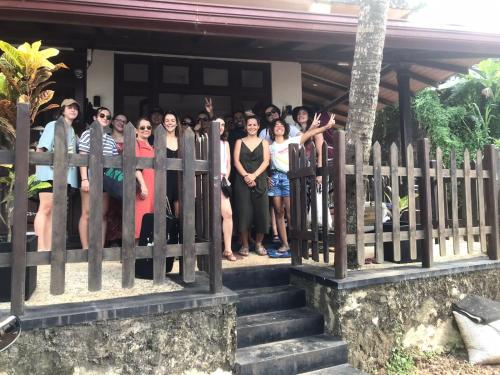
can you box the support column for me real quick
[397,65,413,166]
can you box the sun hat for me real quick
[60,98,78,107]
[292,105,313,123]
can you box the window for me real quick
[163,65,189,84]
[123,63,148,82]
[203,68,228,87]
[242,70,264,88]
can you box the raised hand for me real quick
[310,112,321,129]
[204,97,214,117]
[325,113,336,129]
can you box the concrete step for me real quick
[234,334,348,375]
[223,264,290,290]
[237,307,324,348]
[300,363,367,374]
[236,285,306,316]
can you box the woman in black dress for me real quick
[163,110,180,217]
[233,116,270,256]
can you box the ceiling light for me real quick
[337,62,349,66]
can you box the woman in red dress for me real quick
[135,118,155,240]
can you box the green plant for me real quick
[0,40,67,148]
[385,338,416,375]
[0,165,51,241]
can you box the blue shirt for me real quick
[35,120,78,188]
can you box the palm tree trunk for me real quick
[345,0,390,267]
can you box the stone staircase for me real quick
[223,265,365,375]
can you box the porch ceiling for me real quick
[1,0,500,125]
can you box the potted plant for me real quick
[0,40,67,301]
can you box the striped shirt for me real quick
[78,129,119,156]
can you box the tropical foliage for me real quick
[373,59,500,165]
[0,165,51,240]
[0,40,67,148]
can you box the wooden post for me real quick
[390,143,401,262]
[310,148,319,262]
[289,144,302,266]
[88,121,103,291]
[418,138,433,268]
[333,131,346,279]
[355,140,365,265]
[373,142,383,262]
[321,142,329,263]
[10,103,30,315]
[209,122,222,293]
[50,116,69,295]
[181,128,196,283]
[153,125,167,284]
[406,144,417,259]
[122,123,136,288]
[436,148,446,256]
[483,145,499,260]
[463,150,474,253]
[450,150,459,255]
[397,65,413,167]
[476,150,487,253]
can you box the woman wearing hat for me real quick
[293,106,325,181]
[34,98,80,251]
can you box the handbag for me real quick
[103,167,124,200]
[221,176,232,198]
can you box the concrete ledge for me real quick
[0,273,238,331]
[291,257,500,290]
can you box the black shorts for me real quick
[37,180,72,194]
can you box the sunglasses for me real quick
[265,109,279,117]
[99,113,112,120]
[139,125,152,131]
[114,118,127,123]
[181,121,192,126]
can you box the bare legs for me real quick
[272,196,291,251]
[79,191,110,248]
[221,193,236,260]
[34,192,53,250]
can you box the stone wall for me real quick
[291,264,500,374]
[0,304,236,375]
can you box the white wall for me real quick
[271,61,303,111]
[86,51,303,115]
[86,50,115,114]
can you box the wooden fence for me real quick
[289,130,499,279]
[2,103,222,315]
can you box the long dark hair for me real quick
[163,109,180,137]
[269,118,290,141]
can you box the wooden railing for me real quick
[289,130,500,279]
[3,103,222,315]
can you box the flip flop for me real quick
[277,245,290,253]
[256,245,267,256]
[272,235,281,244]
[238,247,249,256]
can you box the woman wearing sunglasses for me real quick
[34,98,79,251]
[78,106,119,249]
[134,118,155,240]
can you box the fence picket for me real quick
[10,103,31,314]
[310,148,319,262]
[436,148,446,256]
[153,125,167,283]
[202,136,210,241]
[355,140,365,265]
[333,131,346,279]
[181,128,196,282]
[483,145,499,260]
[88,121,104,291]
[419,138,433,268]
[450,150,460,255]
[121,123,136,288]
[406,144,417,260]
[463,150,474,253]
[476,150,487,253]
[321,142,329,263]
[373,142,383,262]
[390,143,400,262]
[299,148,309,260]
[289,144,302,266]
[50,117,69,295]
[209,122,222,292]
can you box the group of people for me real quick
[33,97,338,264]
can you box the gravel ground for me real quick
[413,350,500,375]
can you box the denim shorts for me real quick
[268,171,290,197]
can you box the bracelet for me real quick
[82,179,88,181]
